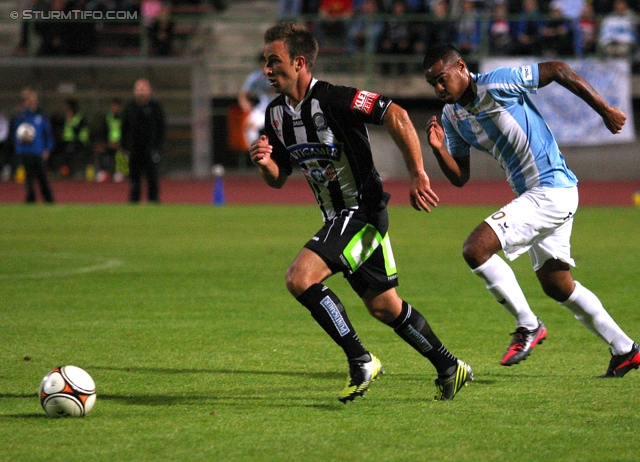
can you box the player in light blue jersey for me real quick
[423,44,639,377]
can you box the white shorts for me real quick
[484,186,579,271]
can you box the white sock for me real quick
[561,281,633,355]
[472,254,539,330]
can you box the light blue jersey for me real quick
[442,64,578,196]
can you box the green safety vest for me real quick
[106,112,122,144]
[63,113,89,145]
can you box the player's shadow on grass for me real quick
[0,394,52,419]
[90,366,346,410]
[91,365,345,380]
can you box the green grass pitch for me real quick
[1,204,638,461]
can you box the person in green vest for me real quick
[61,98,90,179]
[96,98,126,183]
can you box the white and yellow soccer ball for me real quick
[39,366,96,418]
[16,122,36,144]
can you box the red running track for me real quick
[0,175,638,206]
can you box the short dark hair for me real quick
[264,21,318,70]
[423,44,463,71]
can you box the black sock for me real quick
[297,284,369,361]
[389,301,457,375]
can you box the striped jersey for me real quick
[442,64,578,196]
[265,78,393,222]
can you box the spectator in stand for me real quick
[417,0,457,52]
[149,4,175,55]
[316,0,354,49]
[346,0,384,54]
[598,0,638,57]
[16,0,38,55]
[552,0,585,21]
[278,0,304,18]
[36,0,66,55]
[592,0,615,16]
[402,0,428,12]
[141,0,163,27]
[511,0,544,56]
[578,2,599,55]
[456,0,482,56]
[488,2,514,55]
[539,0,574,56]
[377,0,414,75]
[64,0,98,55]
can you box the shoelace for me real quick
[508,328,530,351]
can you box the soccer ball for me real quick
[39,366,96,418]
[16,122,36,144]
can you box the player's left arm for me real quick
[382,103,439,212]
[538,61,626,134]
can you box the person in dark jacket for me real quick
[13,87,55,203]
[121,78,166,203]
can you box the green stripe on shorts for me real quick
[343,224,397,277]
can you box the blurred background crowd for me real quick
[10,0,640,62]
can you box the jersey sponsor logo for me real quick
[350,90,380,115]
[320,295,351,337]
[522,65,533,82]
[292,118,304,127]
[289,142,341,162]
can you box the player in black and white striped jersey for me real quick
[250,21,472,402]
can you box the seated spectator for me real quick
[598,0,638,57]
[346,0,384,53]
[539,1,574,56]
[403,0,428,12]
[592,0,614,16]
[36,0,66,56]
[456,0,482,56]
[141,0,164,28]
[416,0,457,53]
[279,0,304,18]
[511,0,544,56]
[149,4,175,55]
[315,0,354,50]
[377,0,414,75]
[578,1,599,55]
[64,0,98,55]
[488,3,514,55]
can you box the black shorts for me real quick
[304,207,399,297]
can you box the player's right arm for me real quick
[426,115,470,187]
[538,61,626,134]
[249,135,288,189]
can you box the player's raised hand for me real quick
[410,171,439,212]
[602,106,626,134]
[426,116,445,150]
[250,135,273,166]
